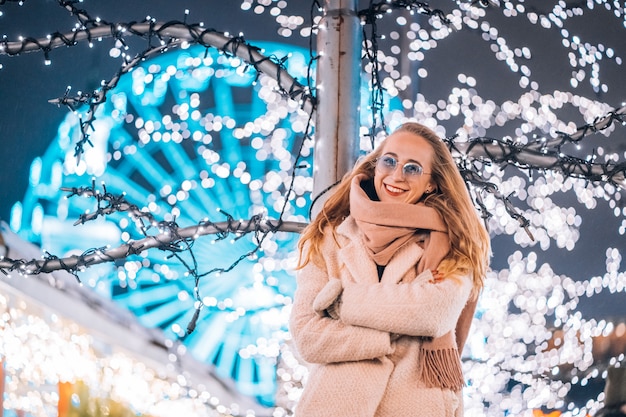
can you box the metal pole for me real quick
[311,0,362,217]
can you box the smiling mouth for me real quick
[384,184,406,195]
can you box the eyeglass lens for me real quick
[377,156,424,177]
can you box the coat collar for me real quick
[336,217,424,284]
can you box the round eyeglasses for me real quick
[375,155,430,179]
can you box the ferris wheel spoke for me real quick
[115,283,182,310]
[133,296,191,329]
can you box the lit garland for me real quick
[356,0,626,243]
[0,180,306,338]
[358,0,452,136]
[2,2,314,405]
[0,287,264,417]
[0,0,314,160]
[2,1,315,406]
[1,1,626,416]
[463,248,626,417]
[1,1,623,206]
[2,0,316,349]
[0,184,306,278]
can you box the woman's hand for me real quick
[312,278,344,319]
[429,269,444,283]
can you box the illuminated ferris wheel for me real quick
[11,41,314,406]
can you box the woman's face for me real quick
[373,131,436,204]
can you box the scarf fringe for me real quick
[418,347,465,391]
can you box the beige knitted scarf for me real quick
[349,174,473,391]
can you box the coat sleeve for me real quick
[289,246,393,364]
[339,270,472,338]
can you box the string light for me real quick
[2,2,315,160]
[0,288,255,417]
[1,1,625,416]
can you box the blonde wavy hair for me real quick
[297,122,491,297]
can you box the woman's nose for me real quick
[391,165,405,180]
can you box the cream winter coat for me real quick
[289,217,473,417]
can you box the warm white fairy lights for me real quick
[308,2,625,416]
[461,246,626,417]
[0,288,253,417]
[2,0,626,416]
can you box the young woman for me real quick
[289,122,491,416]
